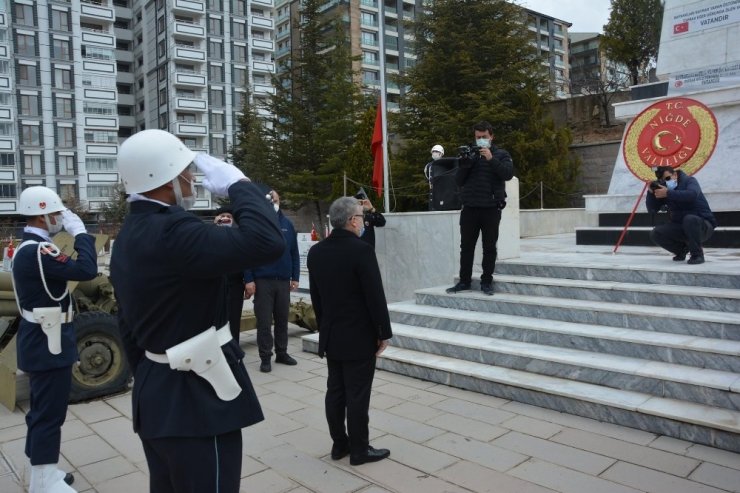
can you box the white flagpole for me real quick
[377,3,390,212]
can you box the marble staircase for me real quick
[302,261,740,452]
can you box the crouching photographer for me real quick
[646,165,717,265]
[446,121,514,296]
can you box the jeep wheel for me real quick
[70,311,131,402]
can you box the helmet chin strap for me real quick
[172,176,196,210]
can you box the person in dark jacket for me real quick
[110,129,285,493]
[13,186,97,493]
[307,196,393,466]
[214,206,247,341]
[646,166,716,265]
[447,121,514,295]
[354,189,386,248]
[244,190,300,373]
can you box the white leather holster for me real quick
[145,325,241,401]
[31,307,63,355]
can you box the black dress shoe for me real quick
[330,444,350,460]
[480,283,494,296]
[445,282,471,294]
[687,255,705,265]
[275,353,297,365]
[673,250,687,261]
[64,473,74,485]
[350,446,390,465]
[260,360,271,373]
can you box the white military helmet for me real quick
[18,186,66,216]
[431,144,444,155]
[117,129,196,194]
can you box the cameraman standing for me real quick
[646,166,716,265]
[447,121,513,295]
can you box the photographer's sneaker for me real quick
[687,255,705,265]
[481,283,494,296]
[446,282,471,294]
[673,249,688,261]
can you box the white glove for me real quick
[60,209,87,237]
[193,154,248,197]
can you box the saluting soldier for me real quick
[12,186,97,493]
[110,129,285,493]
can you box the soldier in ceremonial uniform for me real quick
[12,186,97,493]
[110,129,285,493]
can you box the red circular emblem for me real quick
[39,201,47,209]
[622,97,718,182]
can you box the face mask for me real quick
[431,151,442,160]
[273,203,279,212]
[359,226,365,237]
[44,214,63,234]
[173,175,196,210]
[666,179,678,190]
[476,138,491,149]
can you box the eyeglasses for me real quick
[352,214,364,219]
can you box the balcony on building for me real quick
[174,44,207,62]
[252,15,273,29]
[175,122,208,136]
[174,18,206,40]
[173,0,206,14]
[251,38,274,52]
[252,60,275,73]
[175,97,208,112]
[252,0,274,7]
[253,84,275,95]
[80,0,115,23]
[81,23,115,47]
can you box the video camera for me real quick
[649,179,667,191]
[457,144,481,160]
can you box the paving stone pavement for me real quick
[1,326,739,493]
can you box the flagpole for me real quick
[377,2,390,212]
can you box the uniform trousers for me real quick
[650,215,714,256]
[254,278,290,360]
[142,429,242,493]
[25,366,72,465]
[459,206,502,284]
[226,277,246,341]
[325,357,376,456]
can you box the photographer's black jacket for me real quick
[456,146,514,207]
[646,170,717,227]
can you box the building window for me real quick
[53,39,71,60]
[157,15,165,33]
[210,136,225,155]
[0,122,13,136]
[23,153,42,174]
[58,154,75,175]
[209,41,223,59]
[361,31,377,46]
[87,185,116,199]
[232,22,246,39]
[209,17,223,36]
[234,1,247,16]
[360,12,376,27]
[86,157,116,171]
[83,102,116,115]
[158,65,167,81]
[16,33,36,56]
[14,4,35,27]
[0,184,17,198]
[52,9,69,31]
[208,0,223,10]
[233,67,246,87]
[210,113,224,132]
[21,125,40,145]
[209,64,224,82]
[159,112,168,130]
[233,44,247,63]
[20,93,39,116]
[57,126,74,147]
[55,97,73,118]
[233,91,245,108]
[158,40,167,58]
[18,64,38,87]
[209,89,224,107]
[55,67,72,90]
[84,130,117,143]
[177,113,196,123]
[0,154,15,168]
[59,184,77,202]
[159,87,168,106]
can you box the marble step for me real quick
[491,274,740,313]
[388,301,740,372]
[301,333,740,453]
[495,260,740,289]
[389,323,740,411]
[415,287,740,340]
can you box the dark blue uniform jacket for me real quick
[109,181,285,439]
[646,170,717,227]
[13,232,98,372]
[244,210,299,283]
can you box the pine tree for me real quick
[394,0,578,210]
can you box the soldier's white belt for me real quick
[145,324,242,401]
[20,306,74,355]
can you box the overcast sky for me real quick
[518,0,613,34]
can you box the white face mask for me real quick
[44,214,63,234]
[173,175,196,210]
[476,137,491,149]
[273,203,279,212]
[431,151,442,160]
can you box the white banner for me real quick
[668,61,740,93]
[670,0,740,36]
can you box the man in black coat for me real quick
[646,166,717,264]
[448,121,514,295]
[111,129,285,493]
[307,196,393,466]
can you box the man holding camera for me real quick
[447,121,514,295]
[354,189,386,248]
[646,166,716,265]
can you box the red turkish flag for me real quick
[673,21,689,34]
[371,101,383,198]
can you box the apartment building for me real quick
[569,32,630,95]
[524,9,571,99]
[0,0,275,214]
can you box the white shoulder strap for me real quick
[10,240,69,312]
